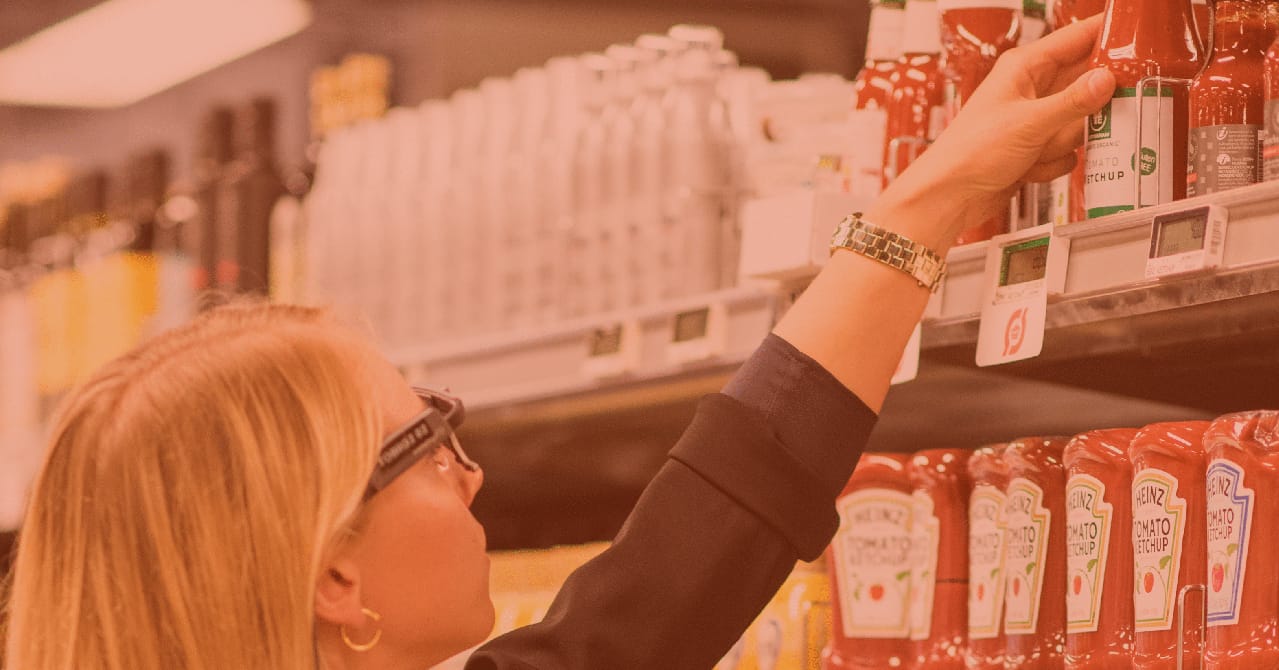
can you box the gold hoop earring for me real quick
[340,607,383,652]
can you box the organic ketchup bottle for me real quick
[851,0,907,196]
[908,449,973,669]
[823,453,914,670]
[1002,437,1071,670]
[966,445,1011,670]
[1083,0,1206,218]
[1188,0,1270,196]
[1128,421,1210,670]
[1202,412,1279,669]
[938,0,1021,244]
[1054,0,1108,224]
[883,0,947,189]
[1063,429,1139,670]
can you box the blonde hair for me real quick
[3,303,383,670]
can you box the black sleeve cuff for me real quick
[722,333,878,499]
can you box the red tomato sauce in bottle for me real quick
[966,445,1010,670]
[1202,411,1279,670]
[883,0,947,188]
[1128,421,1209,670]
[1084,0,1206,218]
[1002,437,1071,670]
[909,449,974,669]
[1056,0,1109,223]
[1188,0,1270,196]
[823,453,914,670]
[1063,428,1139,670]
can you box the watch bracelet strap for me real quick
[829,213,947,292]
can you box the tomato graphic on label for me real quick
[870,584,885,601]
[1003,307,1028,356]
[1211,563,1225,593]
[1012,575,1022,597]
[977,583,985,600]
[1073,574,1083,596]
[1143,571,1155,594]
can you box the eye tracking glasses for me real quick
[364,387,478,500]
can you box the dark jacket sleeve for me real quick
[466,334,877,670]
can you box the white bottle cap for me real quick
[865,4,907,62]
[901,0,942,55]
[579,53,617,111]
[668,24,725,50]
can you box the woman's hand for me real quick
[870,15,1115,252]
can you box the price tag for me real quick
[892,323,922,385]
[976,225,1070,367]
[1144,204,1227,279]
[666,303,728,366]
[582,320,641,379]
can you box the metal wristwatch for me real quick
[829,212,947,292]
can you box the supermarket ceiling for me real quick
[0,0,102,49]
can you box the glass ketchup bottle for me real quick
[1083,0,1206,218]
[1002,436,1071,670]
[1055,0,1109,224]
[1188,0,1270,196]
[908,449,973,670]
[851,0,907,197]
[823,453,913,670]
[1128,421,1209,670]
[883,0,947,189]
[1202,411,1279,670]
[1063,428,1139,670]
[939,0,1021,243]
[966,445,1010,670]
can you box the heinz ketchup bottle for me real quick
[1084,0,1206,218]
[1063,429,1139,670]
[851,0,907,197]
[1202,411,1279,670]
[1129,421,1210,670]
[1002,437,1071,670]
[909,449,973,670]
[823,453,913,670]
[966,445,1010,670]
[883,0,947,189]
[1188,0,1269,196]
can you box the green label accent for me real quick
[1138,147,1158,176]
[1087,205,1135,219]
[1088,103,1112,142]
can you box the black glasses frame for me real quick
[364,386,477,500]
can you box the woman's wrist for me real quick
[865,170,971,257]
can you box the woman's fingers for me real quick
[1024,67,1115,143]
[1018,15,1106,95]
[1023,152,1080,184]
[1039,119,1087,162]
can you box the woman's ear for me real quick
[315,557,366,627]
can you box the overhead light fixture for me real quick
[0,0,313,108]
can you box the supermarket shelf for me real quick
[387,286,778,414]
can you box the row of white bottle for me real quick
[304,26,772,350]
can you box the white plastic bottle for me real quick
[479,77,516,333]
[545,56,585,322]
[512,67,551,328]
[570,53,615,318]
[417,100,453,341]
[447,88,487,336]
[353,119,394,337]
[604,44,643,312]
[383,107,424,349]
[633,34,681,305]
[666,24,733,297]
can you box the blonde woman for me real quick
[3,19,1114,670]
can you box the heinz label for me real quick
[968,485,1008,639]
[1132,469,1187,632]
[910,491,941,641]
[834,489,914,638]
[1066,474,1113,633]
[1004,478,1051,635]
[1206,459,1253,627]
[1085,87,1175,219]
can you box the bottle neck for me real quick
[1208,0,1270,57]
[866,6,906,62]
[901,0,943,55]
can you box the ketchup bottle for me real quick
[1084,0,1206,218]
[823,453,913,670]
[883,0,947,188]
[1055,0,1108,224]
[1063,428,1139,670]
[939,0,1020,243]
[1188,0,1269,196]
[1202,411,1279,670]
[966,445,1010,670]
[909,449,973,670]
[851,0,906,197]
[1003,437,1071,670]
[1129,421,1210,670]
